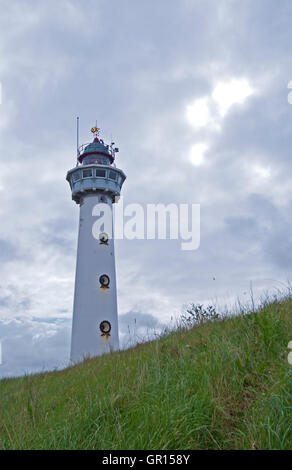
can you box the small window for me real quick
[83,169,93,178]
[99,320,111,336]
[99,274,110,288]
[96,169,106,178]
[109,171,117,181]
[73,171,81,182]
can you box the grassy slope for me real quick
[0,299,292,450]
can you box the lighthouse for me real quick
[67,126,126,363]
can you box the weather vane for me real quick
[91,125,100,137]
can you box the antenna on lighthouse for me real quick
[76,116,80,161]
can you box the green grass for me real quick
[0,298,292,450]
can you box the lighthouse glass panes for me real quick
[83,155,109,165]
[66,128,126,363]
[96,169,106,177]
[83,169,93,178]
[109,171,117,180]
[73,171,81,181]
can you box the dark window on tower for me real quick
[96,169,106,178]
[83,169,93,178]
[109,171,117,180]
[73,171,81,181]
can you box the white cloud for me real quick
[253,164,271,179]
[189,142,209,166]
[186,78,254,131]
[186,97,212,129]
[212,78,254,117]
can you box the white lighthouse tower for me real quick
[67,126,126,363]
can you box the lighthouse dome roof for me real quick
[83,138,110,155]
[78,137,114,164]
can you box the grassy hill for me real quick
[0,298,292,450]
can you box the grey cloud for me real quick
[0,318,70,379]
[224,216,258,237]
[0,0,292,377]
[0,296,10,307]
[0,285,32,312]
[119,311,166,334]
[0,239,20,263]
[119,311,167,348]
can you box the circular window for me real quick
[99,320,111,335]
[99,232,109,244]
[99,274,110,288]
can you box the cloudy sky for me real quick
[1,0,292,377]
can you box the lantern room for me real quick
[78,137,115,165]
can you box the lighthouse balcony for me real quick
[66,164,126,204]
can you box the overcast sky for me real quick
[1,0,292,378]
